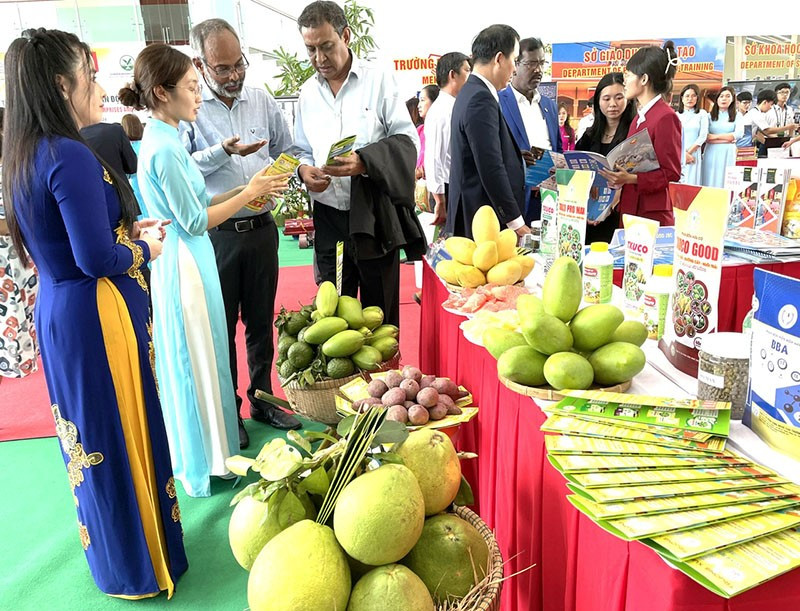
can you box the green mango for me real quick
[497,346,547,386]
[543,352,594,390]
[589,342,646,385]
[352,345,382,371]
[362,306,385,330]
[516,294,543,326]
[482,328,527,360]
[609,320,648,347]
[522,313,573,355]
[322,330,366,358]
[542,256,582,322]
[303,317,349,345]
[370,336,399,362]
[569,305,625,352]
[336,295,365,329]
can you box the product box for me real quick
[555,169,593,266]
[744,268,800,460]
[539,188,558,272]
[659,183,731,376]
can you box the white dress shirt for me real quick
[636,95,662,128]
[469,72,525,231]
[293,56,419,211]
[423,91,455,195]
[511,86,552,150]
[768,103,795,129]
[576,114,595,141]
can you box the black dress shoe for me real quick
[250,405,302,430]
[238,416,250,449]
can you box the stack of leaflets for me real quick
[724,227,800,263]
[542,390,800,598]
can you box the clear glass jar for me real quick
[697,333,751,419]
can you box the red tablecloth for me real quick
[612,261,800,332]
[420,261,800,611]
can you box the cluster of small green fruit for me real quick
[275,282,400,387]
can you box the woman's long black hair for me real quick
[581,72,636,147]
[2,28,139,265]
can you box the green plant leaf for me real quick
[254,480,287,504]
[302,430,340,445]
[287,429,312,454]
[337,415,356,437]
[277,490,307,529]
[372,420,409,446]
[298,466,330,496]
[229,481,262,506]
[372,452,405,465]
[454,475,475,506]
[225,455,256,477]
[254,439,304,481]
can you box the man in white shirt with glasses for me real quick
[181,19,299,448]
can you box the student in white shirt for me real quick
[423,51,471,225]
[293,1,420,327]
[769,82,797,137]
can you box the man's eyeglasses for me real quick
[203,55,249,79]
[516,59,549,69]
[165,82,204,97]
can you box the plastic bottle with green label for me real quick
[643,264,673,340]
[582,242,613,304]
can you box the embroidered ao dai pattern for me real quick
[678,109,709,186]
[138,118,238,498]
[12,137,187,598]
[702,113,744,188]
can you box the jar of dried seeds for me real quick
[697,333,750,419]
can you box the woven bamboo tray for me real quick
[280,352,403,426]
[445,506,504,611]
[498,376,632,401]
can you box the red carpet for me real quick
[0,264,420,441]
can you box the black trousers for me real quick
[313,202,400,327]
[210,215,279,412]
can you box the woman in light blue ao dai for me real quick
[702,86,743,188]
[677,84,708,186]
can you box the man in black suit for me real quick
[446,24,531,240]
[80,122,138,179]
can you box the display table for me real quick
[612,261,800,332]
[420,260,800,611]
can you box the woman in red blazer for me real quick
[600,41,682,226]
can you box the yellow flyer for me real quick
[541,414,726,453]
[646,508,800,562]
[675,526,800,598]
[570,485,800,520]
[578,475,787,503]
[576,495,800,540]
[568,464,779,489]
[544,434,715,457]
[245,153,301,211]
[548,453,751,474]
[660,184,731,376]
[555,169,593,266]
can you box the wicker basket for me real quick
[281,373,362,425]
[447,506,504,611]
[280,352,402,425]
[499,375,632,401]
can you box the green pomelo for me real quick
[543,352,594,390]
[542,256,582,322]
[334,464,425,565]
[609,320,648,346]
[277,334,296,358]
[229,496,281,571]
[516,294,543,325]
[522,312,573,355]
[589,342,647,385]
[395,429,462,516]
[248,520,350,611]
[287,341,314,368]
[569,305,625,352]
[403,513,490,603]
[347,565,434,611]
[327,357,356,379]
[482,328,527,360]
[497,345,547,386]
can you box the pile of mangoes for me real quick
[435,206,534,288]
[484,257,648,390]
[276,282,399,386]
